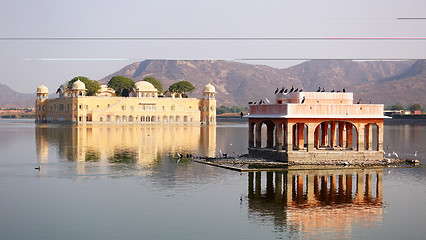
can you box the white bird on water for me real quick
[414,151,417,157]
[392,152,399,158]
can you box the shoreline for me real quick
[194,156,419,172]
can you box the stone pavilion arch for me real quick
[364,123,380,151]
[249,120,276,149]
[313,121,358,150]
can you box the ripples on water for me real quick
[0,119,425,239]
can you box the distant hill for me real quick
[99,59,420,106]
[1,60,424,108]
[0,84,34,108]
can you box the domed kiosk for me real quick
[71,79,86,97]
[36,84,49,100]
[132,81,158,98]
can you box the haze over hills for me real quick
[1,60,425,108]
[0,84,34,108]
[99,59,421,106]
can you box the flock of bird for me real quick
[248,86,349,105]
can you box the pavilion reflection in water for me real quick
[247,168,384,238]
[36,124,216,164]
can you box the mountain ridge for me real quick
[1,60,424,108]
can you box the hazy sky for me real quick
[1,0,425,93]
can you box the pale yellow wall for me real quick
[36,95,216,124]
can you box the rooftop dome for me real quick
[203,83,216,93]
[36,84,49,94]
[135,81,157,92]
[72,79,86,91]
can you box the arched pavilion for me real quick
[247,91,387,162]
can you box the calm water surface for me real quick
[0,119,425,240]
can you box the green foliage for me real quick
[107,76,135,97]
[68,76,101,96]
[168,80,195,95]
[216,105,248,114]
[385,104,405,111]
[143,77,163,94]
[409,103,422,111]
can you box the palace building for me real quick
[247,91,387,162]
[35,80,216,125]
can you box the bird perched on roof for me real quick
[284,88,288,93]
[299,88,303,92]
[301,96,306,104]
[274,88,279,94]
[248,101,253,105]
[294,88,298,92]
[279,87,285,94]
[331,88,335,92]
[357,98,362,104]
[343,88,346,92]
[317,87,321,92]
[321,88,325,92]
[289,86,294,92]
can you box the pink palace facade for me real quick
[247,91,387,163]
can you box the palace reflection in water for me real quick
[247,168,384,239]
[35,124,216,168]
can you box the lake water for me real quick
[0,119,425,240]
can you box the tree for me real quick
[385,104,405,111]
[68,76,101,96]
[168,80,195,97]
[409,103,422,111]
[143,77,163,94]
[107,76,135,97]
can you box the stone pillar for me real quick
[365,124,372,150]
[377,122,384,151]
[330,121,336,147]
[292,124,297,149]
[339,122,344,147]
[275,122,283,150]
[358,124,365,151]
[346,122,353,149]
[285,123,293,151]
[267,124,274,148]
[314,126,319,149]
[308,124,315,151]
[249,122,255,148]
[297,123,304,149]
[321,122,328,147]
[255,123,262,148]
